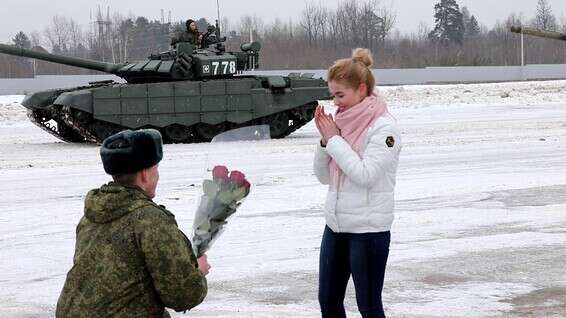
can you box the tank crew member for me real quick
[171,19,202,46]
[56,129,210,318]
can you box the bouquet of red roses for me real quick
[191,165,251,257]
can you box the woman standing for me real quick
[313,48,401,318]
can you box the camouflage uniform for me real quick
[171,30,200,46]
[56,182,207,318]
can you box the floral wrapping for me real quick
[191,165,251,257]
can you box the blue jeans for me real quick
[318,226,390,318]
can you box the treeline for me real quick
[2,0,566,78]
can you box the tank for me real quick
[510,26,566,41]
[0,22,330,143]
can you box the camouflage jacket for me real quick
[171,30,200,46]
[56,182,207,318]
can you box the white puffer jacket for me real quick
[313,113,401,233]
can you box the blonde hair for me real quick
[327,48,375,96]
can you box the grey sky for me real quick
[2,0,566,44]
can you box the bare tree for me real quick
[313,4,329,46]
[44,15,71,52]
[417,22,431,41]
[327,11,340,48]
[343,0,361,46]
[221,17,231,34]
[238,15,264,42]
[29,31,42,48]
[375,3,397,43]
[534,0,556,30]
[109,12,128,63]
[559,14,566,33]
[359,1,374,48]
[300,2,316,45]
[68,18,84,56]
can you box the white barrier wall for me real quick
[0,75,122,95]
[1,65,566,94]
[248,64,566,85]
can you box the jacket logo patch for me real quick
[385,136,395,148]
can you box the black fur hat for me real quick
[100,129,163,175]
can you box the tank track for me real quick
[27,101,317,144]
[156,102,318,143]
[25,83,117,143]
[27,108,87,143]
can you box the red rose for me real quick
[212,165,229,181]
[229,170,247,187]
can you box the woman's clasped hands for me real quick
[314,104,340,145]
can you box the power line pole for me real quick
[95,5,112,62]
[521,26,525,80]
[107,7,115,63]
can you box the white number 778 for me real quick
[211,61,234,75]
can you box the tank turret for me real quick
[510,26,566,41]
[0,20,328,144]
[0,22,260,84]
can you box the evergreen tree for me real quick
[467,15,480,37]
[461,6,480,37]
[12,31,32,48]
[535,0,556,30]
[428,0,465,45]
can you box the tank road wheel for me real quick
[289,103,316,125]
[56,121,85,142]
[194,123,226,142]
[164,124,191,143]
[72,109,92,127]
[93,121,123,142]
[301,104,316,122]
[265,112,291,138]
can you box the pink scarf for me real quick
[329,93,387,191]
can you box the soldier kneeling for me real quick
[56,129,209,318]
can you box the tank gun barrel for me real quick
[510,26,566,41]
[0,43,124,75]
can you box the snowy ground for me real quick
[1,80,566,317]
